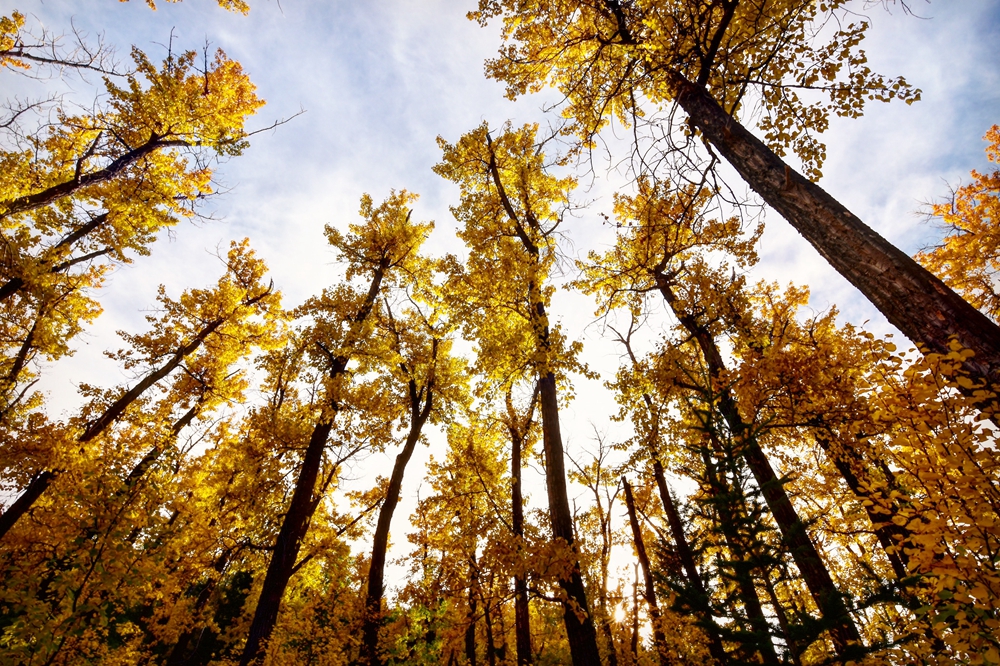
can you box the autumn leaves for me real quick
[2,1,1000,665]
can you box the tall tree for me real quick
[621,477,670,666]
[470,0,1000,386]
[0,28,265,429]
[239,191,433,664]
[0,239,280,541]
[360,299,468,666]
[579,182,865,657]
[500,386,539,666]
[436,122,602,666]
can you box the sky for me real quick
[7,0,1000,597]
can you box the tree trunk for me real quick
[484,131,602,666]
[361,382,433,666]
[239,419,333,665]
[670,72,1000,386]
[240,262,386,665]
[656,276,863,655]
[812,429,909,582]
[509,423,534,666]
[484,594,498,666]
[622,477,670,666]
[630,565,639,664]
[537,370,602,666]
[466,555,479,666]
[652,462,729,665]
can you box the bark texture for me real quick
[671,73,1000,385]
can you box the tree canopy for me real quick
[1,3,998,665]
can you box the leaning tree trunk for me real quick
[240,262,387,665]
[669,71,1000,387]
[361,381,433,666]
[812,428,910,582]
[657,276,863,655]
[622,477,671,666]
[239,419,333,665]
[762,570,804,666]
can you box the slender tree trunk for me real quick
[599,619,619,666]
[361,383,433,666]
[630,565,639,664]
[466,555,479,666]
[669,72,1000,386]
[593,474,619,666]
[484,595,497,666]
[812,429,909,582]
[656,277,863,654]
[509,424,534,666]
[737,440,862,652]
[619,330,729,664]
[123,403,201,491]
[651,461,729,665]
[622,478,671,666]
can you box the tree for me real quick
[579,182,870,658]
[0,239,280,541]
[499,385,540,666]
[436,122,602,666]
[0,21,265,428]
[360,296,469,666]
[239,191,434,665]
[569,434,624,666]
[0,240,283,664]
[469,0,1000,386]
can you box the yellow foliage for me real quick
[918,126,1000,321]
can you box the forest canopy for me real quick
[1,2,999,665]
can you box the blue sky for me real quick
[9,0,1000,594]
